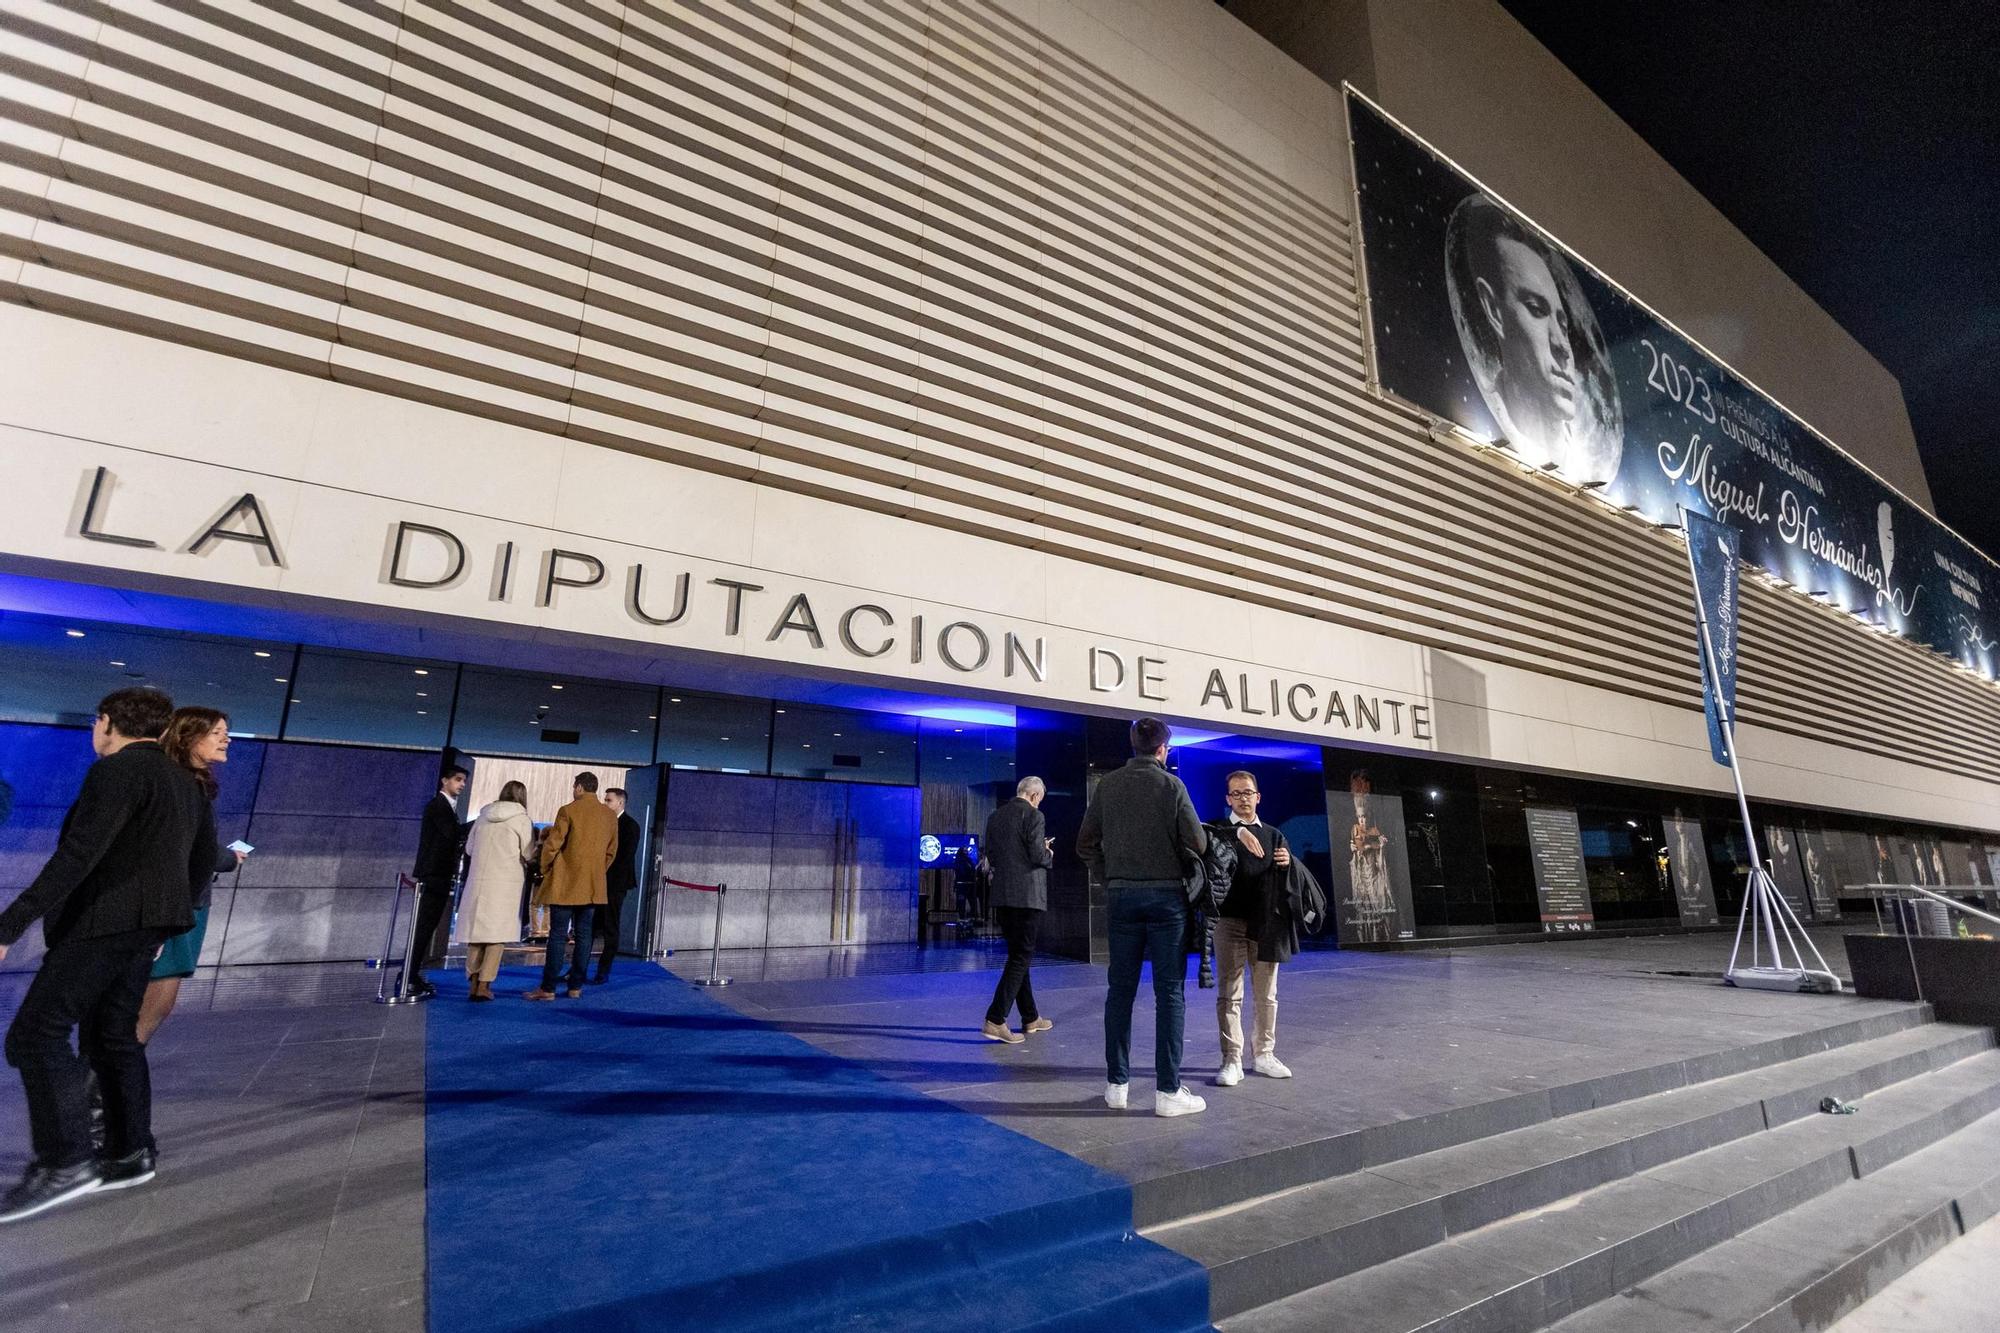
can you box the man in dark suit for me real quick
[407,765,469,1000]
[593,787,642,984]
[0,688,214,1223]
[980,776,1055,1043]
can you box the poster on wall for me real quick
[1324,768,1415,943]
[1798,829,1844,919]
[1345,92,1999,679]
[1764,826,1815,920]
[1524,804,1593,933]
[1661,813,1719,927]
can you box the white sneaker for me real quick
[1155,1086,1207,1117]
[1251,1054,1293,1079]
[1104,1081,1129,1110]
[1214,1061,1244,1087]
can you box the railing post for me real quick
[375,875,421,1005]
[692,881,732,987]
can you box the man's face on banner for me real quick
[1479,234,1577,446]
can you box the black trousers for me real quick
[594,890,628,978]
[984,907,1042,1026]
[410,878,454,978]
[5,928,166,1168]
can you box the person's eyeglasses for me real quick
[1227,790,1257,799]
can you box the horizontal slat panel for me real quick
[1,0,1995,789]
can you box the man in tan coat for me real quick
[524,772,619,1001]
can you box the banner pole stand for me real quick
[1682,507,1841,994]
[691,881,732,988]
[376,875,428,1006]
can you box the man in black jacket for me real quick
[0,688,214,1223]
[1213,770,1294,1088]
[980,776,1055,1043]
[1077,718,1209,1118]
[407,765,469,1000]
[592,787,642,984]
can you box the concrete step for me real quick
[1215,1044,2000,1332]
[1130,1003,1934,1229]
[1153,1021,1992,1320]
[1549,1108,2000,1333]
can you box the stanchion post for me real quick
[376,877,432,1006]
[692,881,732,987]
[375,875,423,1005]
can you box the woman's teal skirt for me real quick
[150,905,212,981]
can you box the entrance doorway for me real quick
[641,771,921,952]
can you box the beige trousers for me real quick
[1215,916,1279,1064]
[465,943,505,984]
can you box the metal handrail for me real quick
[1856,883,2000,929]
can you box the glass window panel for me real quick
[284,649,455,750]
[0,611,288,735]
[772,704,918,784]
[656,689,769,773]
[450,667,655,765]
[917,717,1016,793]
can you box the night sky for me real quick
[1498,2,2000,562]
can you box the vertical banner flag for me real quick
[1686,508,1742,765]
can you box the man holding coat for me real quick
[523,772,619,1001]
[980,776,1055,1043]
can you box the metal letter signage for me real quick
[1346,91,1998,680]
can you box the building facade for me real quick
[0,0,1994,971]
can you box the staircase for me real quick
[1140,1005,2000,1332]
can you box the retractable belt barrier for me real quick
[374,872,424,1006]
[665,877,732,987]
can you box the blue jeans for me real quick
[541,904,595,991]
[1104,885,1188,1094]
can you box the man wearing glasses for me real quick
[1214,770,1292,1087]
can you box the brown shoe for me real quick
[522,989,555,1002]
[563,988,583,1000]
[981,1020,1024,1044]
[1023,1018,1053,1034]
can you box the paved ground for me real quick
[715,926,1880,1192]
[0,924,1962,1332]
[0,965,424,1333]
[1824,1211,2000,1333]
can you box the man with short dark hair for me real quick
[980,775,1054,1043]
[526,772,618,1001]
[407,764,470,1000]
[1077,718,1209,1117]
[0,687,214,1222]
[592,787,641,984]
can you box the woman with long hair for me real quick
[137,707,246,1044]
[457,779,534,1001]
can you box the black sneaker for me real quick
[96,1148,157,1192]
[0,1160,103,1224]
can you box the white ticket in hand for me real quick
[228,840,255,855]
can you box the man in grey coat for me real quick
[1077,718,1210,1118]
[980,776,1055,1043]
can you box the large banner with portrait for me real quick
[1346,93,1998,679]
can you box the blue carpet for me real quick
[424,965,1211,1333]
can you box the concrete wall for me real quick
[0,0,1991,839]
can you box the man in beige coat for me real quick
[524,772,619,1001]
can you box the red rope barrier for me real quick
[663,877,723,893]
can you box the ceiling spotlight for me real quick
[1579,479,1607,490]
[65,629,85,638]
[551,684,564,691]
[414,668,429,676]
[1538,461,1560,472]
[254,650,272,658]
[108,660,125,667]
